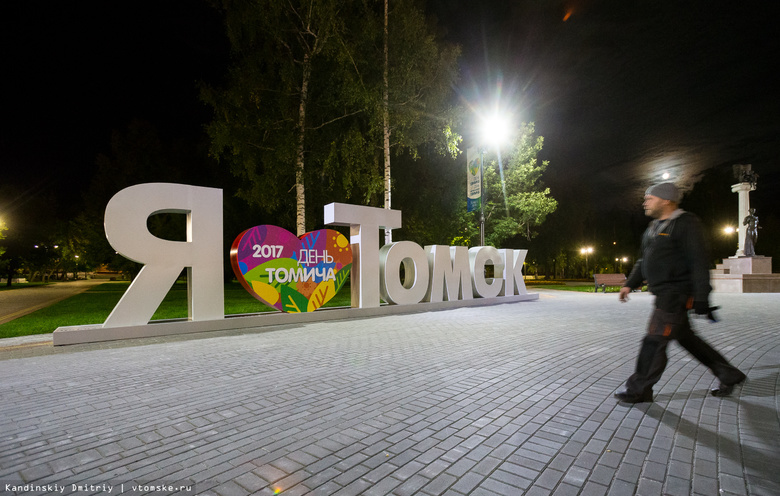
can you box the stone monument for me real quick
[743,208,760,257]
[711,164,780,292]
[731,164,757,257]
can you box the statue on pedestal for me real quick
[743,208,760,257]
[731,164,758,257]
[734,163,758,188]
[712,164,777,286]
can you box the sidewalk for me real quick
[1,290,778,495]
[0,280,104,325]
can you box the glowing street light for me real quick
[580,246,593,277]
[480,112,512,148]
[472,111,513,246]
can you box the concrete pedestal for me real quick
[714,256,772,275]
[711,256,780,293]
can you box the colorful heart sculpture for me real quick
[231,226,352,313]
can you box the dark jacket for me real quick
[625,210,712,303]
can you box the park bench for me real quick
[594,273,627,293]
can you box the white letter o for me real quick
[379,242,430,305]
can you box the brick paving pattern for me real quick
[1,290,778,495]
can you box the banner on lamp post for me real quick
[467,147,481,212]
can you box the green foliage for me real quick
[441,125,463,159]
[454,123,557,247]
[382,0,461,157]
[389,144,468,246]
[323,125,384,204]
[202,0,361,231]
[0,185,74,283]
[202,0,461,229]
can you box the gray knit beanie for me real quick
[645,183,680,202]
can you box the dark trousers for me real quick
[626,293,745,395]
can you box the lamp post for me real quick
[580,246,593,277]
[479,147,485,246]
[475,112,512,246]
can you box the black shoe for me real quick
[711,376,746,397]
[614,390,653,403]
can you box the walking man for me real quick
[615,183,746,403]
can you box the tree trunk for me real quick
[296,53,311,237]
[5,260,14,286]
[382,0,392,244]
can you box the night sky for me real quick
[433,1,780,203]
[1,1,226,195]
[2,1,779,224]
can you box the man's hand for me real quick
[693,301,720,322]
[619,286,632,302]
[693,300,710,315]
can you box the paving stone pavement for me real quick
[0,289,778,496]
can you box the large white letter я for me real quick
[103,183,224,327]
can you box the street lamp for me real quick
[473,112,513,246]
[480,113,512,149]
[721,226,738,256]
[580,246,593,277]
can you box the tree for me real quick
[203,0,349,236]
[0,212,11,284]
[0,216,7,259]
[202,0,461,236]
[378,0,461,243]
[0,185,67,283]
[454,122,557,247]
[382,0,391,242]
[391,143,466,245]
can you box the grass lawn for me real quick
[526,281,646,293]
[526,281,603,292]
[534,284,598,292]
[0,279,637,339]
[0,281,353,339]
